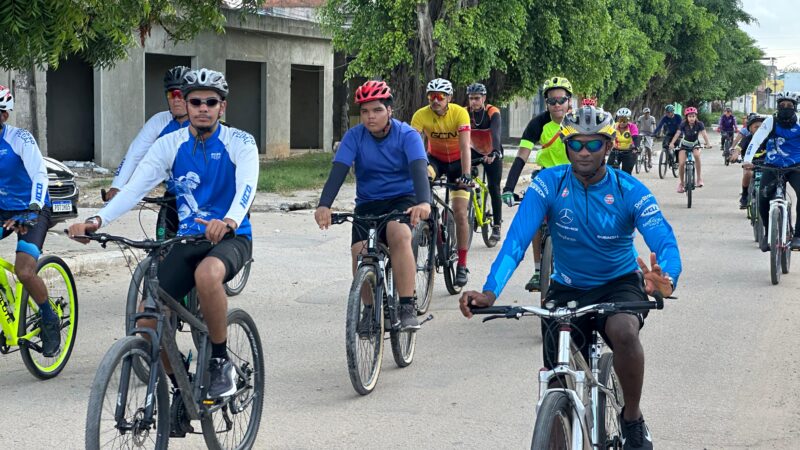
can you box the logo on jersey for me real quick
[0,148,7,156]
[639,204,660,218]
[239,185,253,209]
[430,131,458,139]
[642,216,663,229]
[558,208,573,225]
[535,177,549,195]
[561,187,569,198]
[530,182,546,198]
[596,212,615,229]
[561,273,572,285]
[634,193,654,210]
[35,183,43,202]
[604,194,614,205]
[211,152,221,160]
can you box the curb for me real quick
[60,249,146,277]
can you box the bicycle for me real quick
[721,131,734,166]
[678,142,710,209]
[82,232,264,450]
[658,137,678,179]
[468,157,499,248]
[470,293,664,449]
[331,212,433,395]
[0,235,77,379]
[747,166,764,244]
[641,134,654,172]
[754,165,800,285]
[426,178,466,295]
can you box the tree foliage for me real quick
[320,0,767,120]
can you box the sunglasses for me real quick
[166,89,183,100]
[187,97,222,107]
[545,96,570,106]
[565,139,606,153]
[428,92,446,102]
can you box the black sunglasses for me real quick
[546,96,570,106]
[187,97,221,107]
[565,139,606,153]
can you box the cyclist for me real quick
[315,81,430,330]
[653,104,682,164]
[743,91,800,251]
[609,107,639,174]
[68,69,259,399]
[501,76,573,292]
[718,107,738,157]
[0,86,59,357]
[411,78,472,286]
[669,106,710,192]
[730,112,756,151]
[466,82,503,242]
[636,107,656,165]
[582,97,597,106]
[460,105,681,450]
[729,114,766,209]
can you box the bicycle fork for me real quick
[768,197,789,249]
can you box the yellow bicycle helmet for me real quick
[542,77,573,97]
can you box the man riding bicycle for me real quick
[743,91,800,251]
[669,106,711,192]
[459,105,682,450]
[730,114,767,209]
[653,104,682,162]
[609,107,639,174]
[466,82,503,242]
[315,80,431,330]
[718,107,738,155]
[0,86,60,357]
[411,78,472,287]
[69,69,259,400]
[636,107,656,163]
[501,76,573,292]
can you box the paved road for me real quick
[2,142,800,449]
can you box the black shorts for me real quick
[429,156,464,185]
[157,235,252,301]
[351,196,416,245]
[0,207,53,259]
[541,272,647,369]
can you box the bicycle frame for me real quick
[0,257,38,347]
[470,170,491,228]
[430,181,458,268]
[356,221,396,327]
[767,179,792,249]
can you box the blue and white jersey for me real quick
[484,166,681,295]
[98,124,259,239]
[111,111,189,189]
[744,115,800,167]
[0,125,49,211]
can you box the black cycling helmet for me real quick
[467,83,487,95]
[164,66,191,91]
[746,113,766,130]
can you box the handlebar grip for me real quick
[100,189,107,202]
[468,305,513,314]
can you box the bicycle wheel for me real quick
[412,221,435,315]
[658,151,667,179]
[540,234,554,298]
[442,210,462,295]
[224,259,252,297]
[530,391,574,450]
[387,269,416,368]
[201,308,265,450]
[770,207,782,285]
[597,353,625,448]
[480,188,497,248]
[686,163,694,209]
[19,255,78,380]
[85,336,170,450]
[643,149,651,173]
[635,153,641,174]
[466,194,476,249]
[345,265,385,395]
[782,208,792,274]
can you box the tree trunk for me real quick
[12,65,39,139]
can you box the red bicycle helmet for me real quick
[581,98,596,106]
[684,106,698,115]
[355,81,393,104]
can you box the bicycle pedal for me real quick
[419,314,434,326]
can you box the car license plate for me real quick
[52,200,72,213]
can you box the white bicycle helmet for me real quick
[642,107,651,114]
[426,78,453,95]
[616,107,632,119]
[560,106,616,140]
[182,68,229,98]
[0,85,13,111]
[776,91,798,106]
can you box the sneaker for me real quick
[169,389,194,437]
[490,225,501,242]
[760,233,770,252]
[676,182,685,194]
[455,266,469,287]
[207,357,237,399]
[398,303,421,331]
[525,271,541,292]
[739,195,748,210]
[39,319,61,357]
[792,236,800,250]
[619,410,654,450]
[357,305,375,337]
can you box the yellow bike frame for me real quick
[471,171,491,228]
[0,257,40,346]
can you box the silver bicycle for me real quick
[471,294,664,449]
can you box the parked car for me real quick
[44,157,79,226]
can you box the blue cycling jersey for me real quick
[484,166,681,295]
[654,114,683,137]
[0,125,50,211]
[744,115,800,167]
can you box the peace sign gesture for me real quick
[637,252,674,297]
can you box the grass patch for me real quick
[85,178,113,189]
[258,152,352,194]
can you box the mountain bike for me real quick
[721,131,734,166]
[0,244,77,379]
[679,143,710,209]
[429,179,465,295]
[658,138,678,179]
[82,232,264,450]
[331,212,433,395]
[469,157,499,248]
[755,165,800,285]
[641,134,654,173]
[470,293,664,449]
[748,166,764,244]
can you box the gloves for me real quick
[457,174,473,187]
[502,190,515,207]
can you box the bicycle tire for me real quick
[597,353,625,448]
[466,193,475,249]
[386,269,416,368]
[671,151,678,178]
[770,207,782,285]
[782,207,792,274]
[85,336,170,450]
[530,391,574,449]
[644,149,651,173]
[635,153,641,174]
[540,234,554,299]
[19,255,79,380]
[442,210,462,295]
[223,259,252,297]
[201,308,265,450]
[658,151,667,179]
[345,265,384,395]
[686,163,694,209]
[412,221,435,315]
[480,187,497,248]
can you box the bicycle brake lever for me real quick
[481,314,505,323]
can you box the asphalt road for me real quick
[2,141,800,449]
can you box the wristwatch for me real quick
[665,275,674,290]
[85,216,102,227]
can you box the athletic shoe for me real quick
[525,271,541,292]
[455,266,469,286]
[40,319,61,357]
[207,358,237,398]
[619,410,654,450]
[397,303,420,331]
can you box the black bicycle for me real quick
[427,179,465,295]
[747,166,764,244]
[332,212,433,395]
[658,137,678,179]
[82,232,264,450]
[721,131,734,166]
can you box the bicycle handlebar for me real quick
[64,231,208,250]
[141,195,177,205]
[330,211,412,226]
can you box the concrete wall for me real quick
[783,73,800,93]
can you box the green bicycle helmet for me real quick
[542,77,573,97]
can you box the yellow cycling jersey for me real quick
[519,114,568,168]
[411,104,471,162]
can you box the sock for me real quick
[535,262,541,271]
[211,341,228,360]
[457,249,467,267]
[168,373,178,388]
[38,300,57,323]
[399,296,414,305]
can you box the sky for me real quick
[739,0,800,70]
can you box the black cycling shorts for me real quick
[157,235,252,301]
[429,156,464,186]
[0,207,53,259]
[541,272,647,370]
[351,195,416,245]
